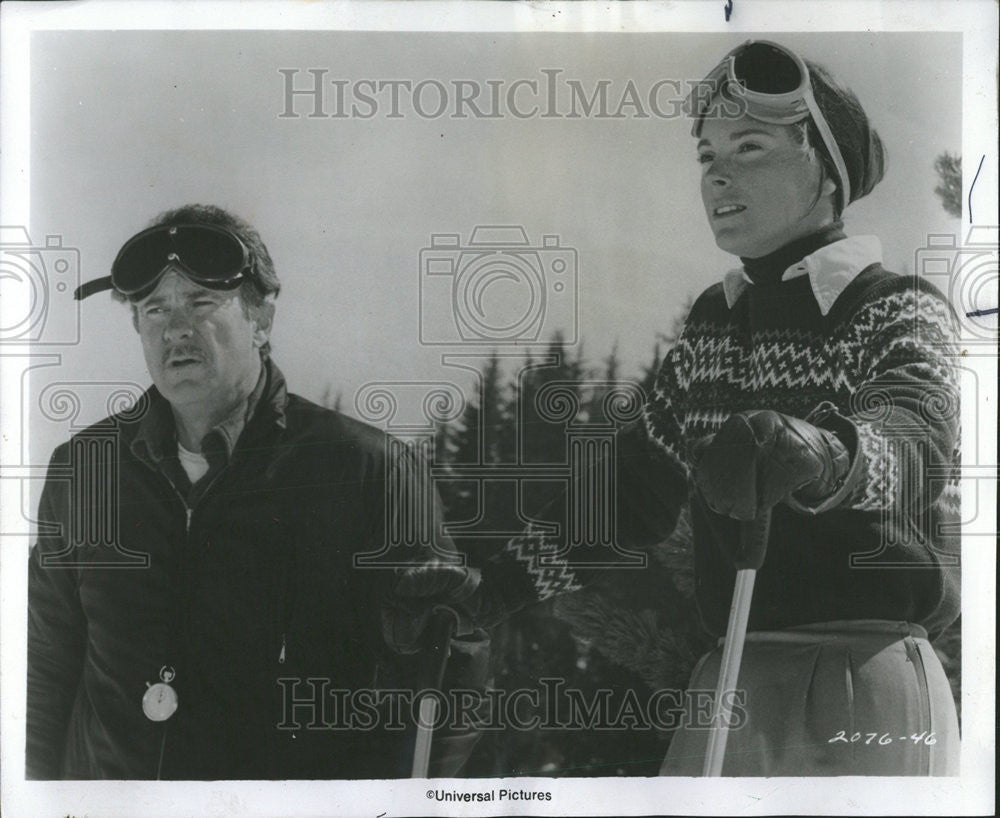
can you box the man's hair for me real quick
[115,204,280,359]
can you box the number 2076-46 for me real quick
[828,731,937,746]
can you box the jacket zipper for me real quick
[153,457,289,777]
[152,468,223,779]
[171,468,287,666]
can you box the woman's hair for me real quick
[114,204,280,358]
[798,60,887,216]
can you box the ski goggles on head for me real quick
[685,39,851,208]
[74,223,255,300]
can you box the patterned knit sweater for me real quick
[483,235,961,640]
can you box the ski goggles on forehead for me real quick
[685,39,851,207]
[74,223,254,300]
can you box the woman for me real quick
[649,39,962,776]
[396,39,961,776]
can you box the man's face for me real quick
[697,114,835,258]
[134,269,269,413]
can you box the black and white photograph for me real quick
[0,2,996,816]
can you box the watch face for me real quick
[142,682,179,722]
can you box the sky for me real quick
[25,30,963,464]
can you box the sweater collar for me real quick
[722,234,883,316]
[130,358,288,466]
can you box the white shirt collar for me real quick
[722,235,883,316]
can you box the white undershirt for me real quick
[176,441,210,484]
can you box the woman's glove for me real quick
[380,563,485,655]
[691,409,853,521]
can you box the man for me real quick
[27,204,481,780]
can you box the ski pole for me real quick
[410,606,460,778]
[702,509,771,777]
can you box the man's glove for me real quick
[690,409,853,521]
[381,563,483,655]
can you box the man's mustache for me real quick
[163,344,206,365]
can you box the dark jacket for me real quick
[27,360,465,780]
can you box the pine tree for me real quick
[439,352,511,565]
[933,151,962,218]
[464,333,697,776]
[517,332,585,515]
[583,340,620,425]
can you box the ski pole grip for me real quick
[735,509,771,570]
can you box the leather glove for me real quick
[690,409,852,521]
[381,563,482,655]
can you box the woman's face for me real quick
[697,114,836,259]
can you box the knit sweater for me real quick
[483,235,961,640]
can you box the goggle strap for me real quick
[74,276,114,301]
[801,85,852,209]
[75,265,247,301]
